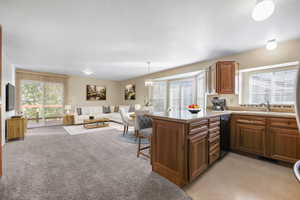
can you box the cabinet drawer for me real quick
[209,131,220,139]
[209,141,220,152]
[189,131,208,140]
[209,121,220,128]
[209,117,220,123]
[209,148,220,164]
[269,118,298,129]
[189,119,209,130]
[236,116,266,126]
[190,126,208,135]
[209,135,220,144]
[209,126,220,133]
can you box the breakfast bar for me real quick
[149,110,228,187]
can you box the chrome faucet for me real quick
[260,100,271,112]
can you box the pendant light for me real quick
[145,61,154,87]
[252,0,275,21]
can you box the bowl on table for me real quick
[187,104,201,114]
[188,108,201,114]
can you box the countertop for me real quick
[148,109,296,123]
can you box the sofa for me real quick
[73,105,141,124]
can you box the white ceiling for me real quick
[1,0,300,80]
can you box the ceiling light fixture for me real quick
[82,69,94,75]
[266,39,277,50]
[145,61,154,87]
[252,0,275,21]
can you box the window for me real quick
[149,70,207,112]
[20,80,64,127]
[150,81,167,113]
[196,72,206,106]
[169,78,195,112]
[240,65,298,105]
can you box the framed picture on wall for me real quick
[125,84,136,100]
[86,85,106,101]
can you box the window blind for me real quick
[243,67,297,104]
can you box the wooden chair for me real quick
[294,160,300,183]
[135,112,152,158]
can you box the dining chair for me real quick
[135,111,152,158]
[119,108,135,136]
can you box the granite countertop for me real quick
[148,109,296,123]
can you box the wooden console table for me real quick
[63,115,74,125]
[6,117,27,141]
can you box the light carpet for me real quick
[0,126,191,200]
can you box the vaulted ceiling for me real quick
[1,0,299,80]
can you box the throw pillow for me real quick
[114,105,119,112]
[103,106,111,113]
[128,104,135,112]
[77,108,82,115]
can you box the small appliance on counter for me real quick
[211,97,226,111]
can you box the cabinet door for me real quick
[236,123,265,155]
[269,127,300,163]
[216,61,235,94]
[189,133,208,181]
[152,119,187,186]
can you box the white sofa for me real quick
[73,105,140,124]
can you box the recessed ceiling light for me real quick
[266,39,277,50]
[252,0,275,21]
[82,69,94,75]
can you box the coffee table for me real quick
[83,118,110,129]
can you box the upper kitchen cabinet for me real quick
[207,61,239,95]
[216,61,238,94]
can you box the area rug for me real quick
[63,124,119,135]
[64,123,149,144]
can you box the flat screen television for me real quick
[6,83,15,111]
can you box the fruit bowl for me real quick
[188,108,201,114]
[187,104,201,114]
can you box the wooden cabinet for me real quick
[236,123,266,155]
[151,116,220,187]
[208,117,220,165]
[231,114,300,164]
[216,61,237,94]
[152,119,187,186]
[7,117,27,141]
[268,117,300,163]
[189,132,208,181]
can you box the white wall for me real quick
[1,30,16,145]
[67,75,122,107]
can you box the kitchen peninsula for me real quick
[150,110,228,187]
[149,110,300,187]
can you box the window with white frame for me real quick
[169,78,195,112]
[150,81,167,113]
[150,70,207,112]
[196,72,206,106]
[240,63,298,105]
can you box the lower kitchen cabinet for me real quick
[231,114,300,164]
[189,132,208,181]
[269,127,300,163]
[236,123,265,156]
